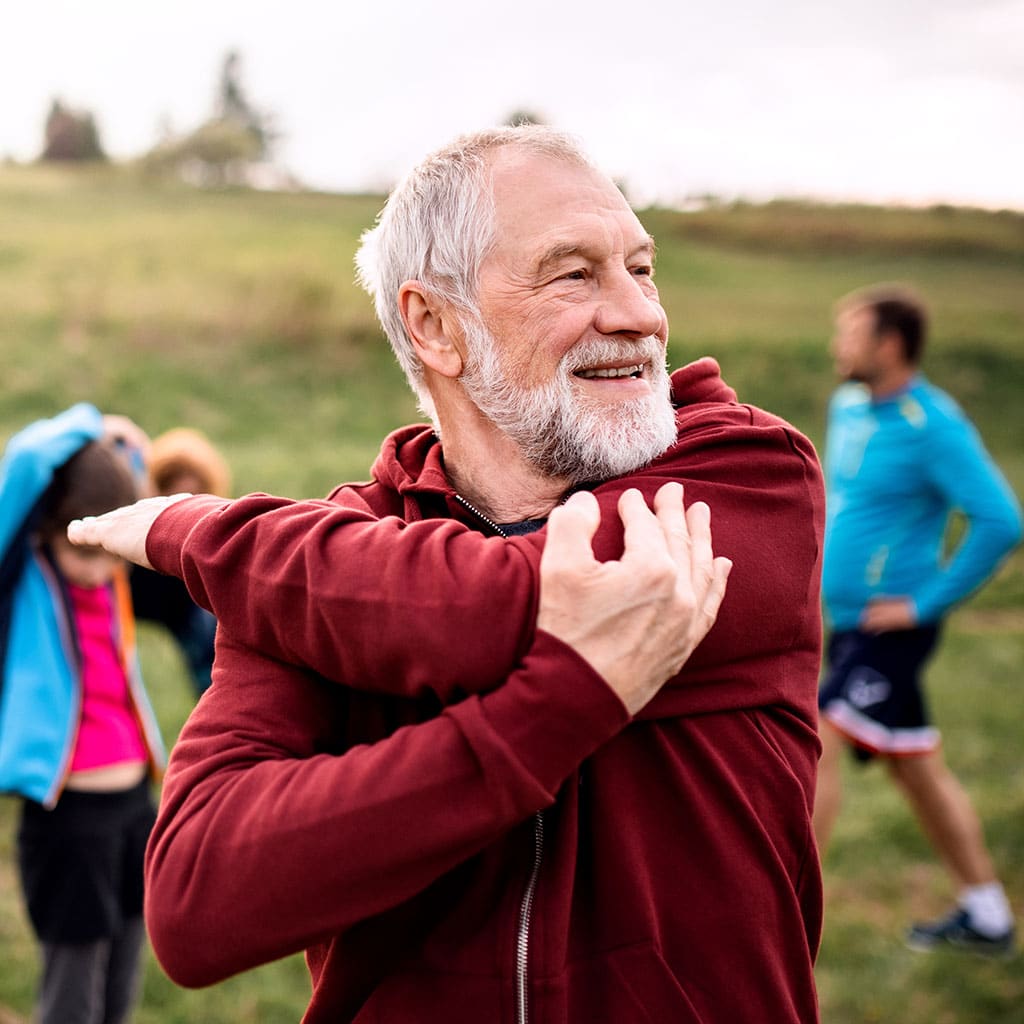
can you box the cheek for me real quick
[499,308,593,380]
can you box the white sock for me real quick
[960,882,1014,937]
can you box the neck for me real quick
[434,397,568,523]
[444,437,568,523]
[868,364,916,400]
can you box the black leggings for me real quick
[18,781,156,1023]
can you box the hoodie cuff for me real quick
[146,494,231,578]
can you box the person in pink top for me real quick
[0,408,165,1024]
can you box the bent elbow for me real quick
[991,511,1024,562]
[1007,513,1024,552]
[145,891,234,988]
[145,852,248,988]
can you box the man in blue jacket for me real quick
[813,283,1021,955]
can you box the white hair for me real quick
[354,125,596,421]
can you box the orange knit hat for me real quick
[147,427,232,497]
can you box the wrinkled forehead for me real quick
[484,148,652,265]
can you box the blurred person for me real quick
[0,404,166,1024]
[69,126,825,1023]
[130,428,231,697]
[814,284,1022,955]
[147,427,231,499]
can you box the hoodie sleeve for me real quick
[147,493,541,703]
[145,628,628,986]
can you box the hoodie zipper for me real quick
[452,492,543,1024]
[516,811,544,1024]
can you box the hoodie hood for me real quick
[670,357,737,407]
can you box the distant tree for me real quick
[503,109,546,128]
[142,50,276,186]
[215,50,274,160]
[40,98,106,162]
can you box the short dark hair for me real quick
[837,283,928,364]
[38,440,138,539]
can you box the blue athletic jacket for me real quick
[0,404,166,808]
[822,376,1022,630]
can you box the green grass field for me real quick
[1,164,1022,1022]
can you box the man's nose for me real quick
[594,268,665,339]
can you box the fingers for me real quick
[542,490,601,572]
[620,486,720,580]
[625,484,729,629]
[702,556,733,625]
[618,487,674,573]
[538,483,731,714]
[65,494,190,568]
[685,500,713,577]
[653,481,690,570]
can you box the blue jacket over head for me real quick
[0,403,166,807]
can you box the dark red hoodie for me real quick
[145,359,825,1023]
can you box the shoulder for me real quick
[910,378,967,427]
[666,361,822,484]
[897,379,980,453]
[657,399,824,513]
[829,383,870,417]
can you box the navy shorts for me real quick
[819,626,940,762]
[17,780,156,944]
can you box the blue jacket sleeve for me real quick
[913,413,1022,622]
[0,403,105,559]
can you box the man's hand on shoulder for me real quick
[538,483,731,716]
[66,493,194,570]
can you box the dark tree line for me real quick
[39,50,275,185]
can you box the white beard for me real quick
[459,319,677,484]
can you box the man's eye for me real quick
[632,265,654,278]
[561,269,587,281]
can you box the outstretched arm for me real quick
[67,484,730,710]
[143,488,729,985]
[70,491,542,701]
[69,409,820,714]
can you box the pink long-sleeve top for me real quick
[67,582,148,773]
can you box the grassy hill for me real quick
[1,164,1022,1022]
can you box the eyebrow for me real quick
[533,234,657,277]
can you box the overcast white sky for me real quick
[3,0,1023,208]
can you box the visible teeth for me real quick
[577,364,644,379]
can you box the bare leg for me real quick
[813,720,847,855]
[886,749,996,887]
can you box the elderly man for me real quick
[70,127,825,1023]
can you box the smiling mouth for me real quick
[574,363,645,380]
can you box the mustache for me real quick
[560,337,667,374]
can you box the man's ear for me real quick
[399,282,466,379]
